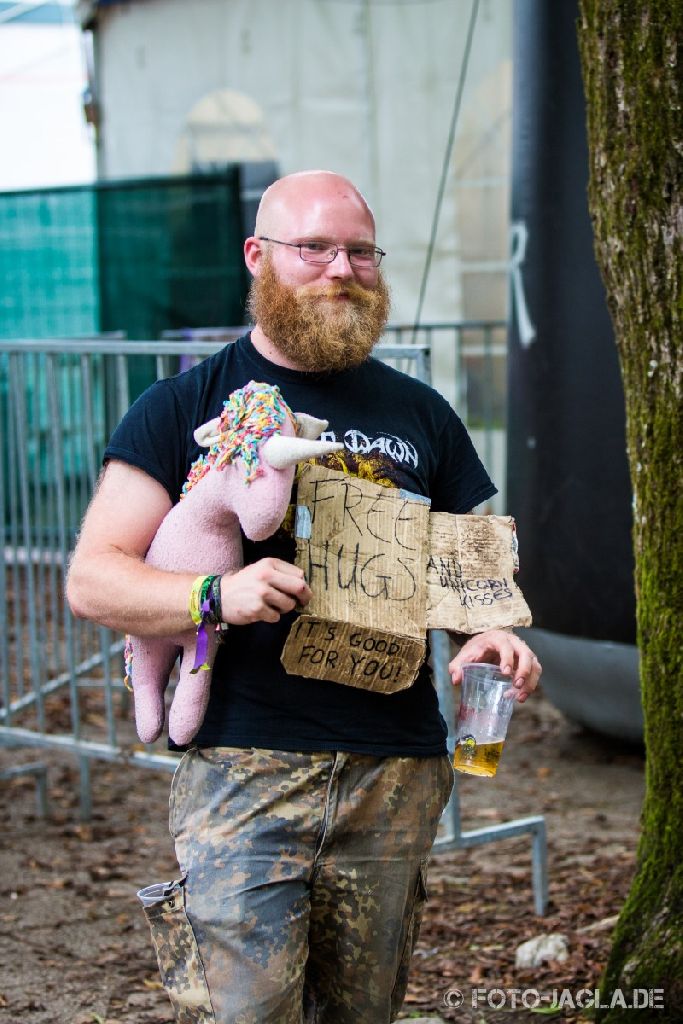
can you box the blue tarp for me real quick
[0,2,77,24]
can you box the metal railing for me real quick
[0,326,546,913]
[429,632,548,915]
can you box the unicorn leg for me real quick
[168,630,220,745]
[130,636,179,743]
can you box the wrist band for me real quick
[189,574,226,674]
[190,575,215,673]
[189,575,209,626]
[210,575,229,640]
[207,574,223,625]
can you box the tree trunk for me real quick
[577,2,682,1019]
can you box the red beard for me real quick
[247,257,391,373]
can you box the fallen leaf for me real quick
[143,978,164,990]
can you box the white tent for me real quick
[78,0,512,331]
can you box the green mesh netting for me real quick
[0,169,249,540]
[0,168,247,351]
[96,168,247,344]
[0,186,99,339]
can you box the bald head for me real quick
[254,170,375,240]
[244,170,388,371]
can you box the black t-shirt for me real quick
[105,333,496,756]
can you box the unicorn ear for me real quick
[294,413,330,440]
[193,416,222,447]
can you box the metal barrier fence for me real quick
[162,320,508,433]
[0,328,546,913]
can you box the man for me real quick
[67,170,541,1023]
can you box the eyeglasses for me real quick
[258,236,386,268]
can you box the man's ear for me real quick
[244,236,263,277]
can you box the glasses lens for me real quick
[299,242,337,263]
[297,243,384,266]
[348,247,381,267]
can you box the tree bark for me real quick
[577,2,682,1019]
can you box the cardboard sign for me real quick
[281,464,429,692]
[426,511,532,632]
[281,465,531,693]
[282,616,425,693]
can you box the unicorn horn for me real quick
[261,435,344,469]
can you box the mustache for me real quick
[295,280,376,302]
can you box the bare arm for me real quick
[66,460,311,636]
[66,461,199,634]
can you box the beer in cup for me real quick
[453,663,517,777]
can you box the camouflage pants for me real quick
[140,747,453,1024]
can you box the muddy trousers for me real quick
[141,746,453,1024]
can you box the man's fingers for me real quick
[262,585,299,615]
[516,654,542,702]
[511,649,542,702]
[452,633,516,675]
[512,641,535,686]
[220,558,312,625]
[447,630,542,701]
[253,558,312,601]
[266,558,308,579]
[269,568,312,603]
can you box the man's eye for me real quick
[349,247,375,260]
[302,242,330,254]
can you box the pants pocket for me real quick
[138,878,215,1024]
[389,860,429,1019]
[169,748,195,841]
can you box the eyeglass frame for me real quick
[258,236,386,268]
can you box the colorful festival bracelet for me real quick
[207,574,223,625]
[189,575,222,674]
[189,575,210,625]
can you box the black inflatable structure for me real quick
[506,0,641,740]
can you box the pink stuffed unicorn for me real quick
[127,380,343,745]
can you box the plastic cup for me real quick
[453,663,517,777]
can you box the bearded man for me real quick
[67,170,541,1023]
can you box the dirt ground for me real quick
[0,688,644,1024]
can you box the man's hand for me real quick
[221,558,312,625]
[448,629,542,703]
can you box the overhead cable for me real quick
[411,0,480,343]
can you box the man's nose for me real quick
[324,247,355,278]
